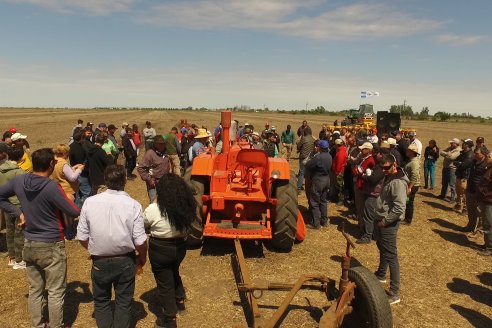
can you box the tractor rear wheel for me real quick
[271,171,298,251]
[183,167,206,247]
[342,266,393,328]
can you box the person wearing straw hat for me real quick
[189,128,208,163]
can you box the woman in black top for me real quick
[424,139,439,190]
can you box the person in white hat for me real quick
[438,138,462,201]
[403,144,421,225]
[408,131,422,159]
[387,138,403,167]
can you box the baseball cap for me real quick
[271,126,276,130]
[333,130,340,135]
[462,138,474,147]
[107,124,116,130]
[358,142,374,150]
[391,131,401,137]
[9,127,16,133]
[122,122,129,127]
[334,138,343,145]
[449,138,460,144]
[318,140,329,150]
[11,132,27,141]
[408,131,416,137]
[98,123,107,128]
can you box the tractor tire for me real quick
[271,170,298,251]
[342,266,393,328]
[183,167,206,247]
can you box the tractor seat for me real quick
[236,149,268,169]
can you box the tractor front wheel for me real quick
[271,171,298,251]
[342,266,393,328]
[183,167,206,247]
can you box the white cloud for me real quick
[136,1,442,40]
[8,0,138,15]
[437,34,485,46]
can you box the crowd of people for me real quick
[0,116,491,326]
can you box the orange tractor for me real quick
[184,111,306,251]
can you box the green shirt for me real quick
[281,130,295,144]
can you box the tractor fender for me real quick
[190,155,214,177]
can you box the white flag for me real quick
[361,91,380,98]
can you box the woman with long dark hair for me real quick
[144,174,196,328]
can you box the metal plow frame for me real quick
[232,230,357,328]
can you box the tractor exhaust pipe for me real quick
[221,110,232,154]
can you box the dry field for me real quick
[0,109,491,328]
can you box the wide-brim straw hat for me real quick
[195,128,209,139]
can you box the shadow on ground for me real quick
[428,218,464,231]
[431,229,477,249]
[201,238,265,258]
[423,200,453,212]
[451,304,492,327]
[64,281,93,325]
[447,277,492,307]
[477,272,492,287]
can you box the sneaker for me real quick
[356,238,371,244]
[7,258,15,267]
[388,294,401,305]
[13,261,26,270]
[375,276,386,283]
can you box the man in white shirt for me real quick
[77,165,147,328]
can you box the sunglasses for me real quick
[381,164,393,171]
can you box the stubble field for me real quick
[0,108,491,328]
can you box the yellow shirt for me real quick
[18,152,33,173]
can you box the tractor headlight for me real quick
[271,170,280,179]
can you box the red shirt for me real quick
[352,155,376,190]
[332,145,348,175]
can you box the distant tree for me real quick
[434,111,451,121]
[389,105,413,116]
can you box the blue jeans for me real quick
[297,158,306,190]
[440,168,456,201]
[75,175,91,209]
[24,240,67,328]
[423,159,436,189]
[91,255,136,328]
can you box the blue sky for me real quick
[0,0,490,115]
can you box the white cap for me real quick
[387,138,397,146]
[11,133,27,141]
[358,142,374,150]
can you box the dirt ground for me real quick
[0,109,491,328]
